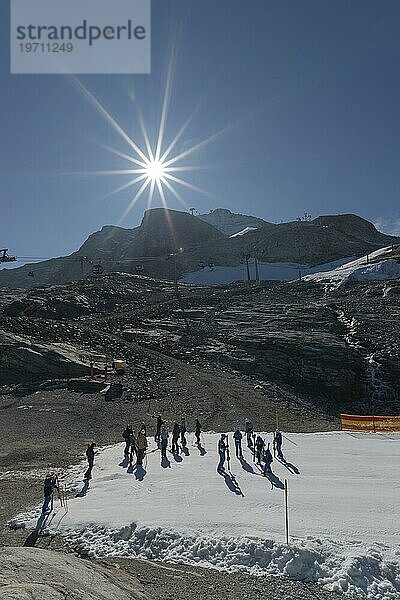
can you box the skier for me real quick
[255,435,265,464]
[136,428,147,466]
[180,417,187,447]
[245,418,254,448]
[129,429,137,465]
[217,434,227,472]
[195,419,201,445]
[41,472,59,514]
[122,425,133,457]
[233,427,243,458]
[160,424,169,459]
[171,422,180,454]
[263,443,273,476]
[155,415,162,443]
[85,442,96,480]
[274,430,283,459]
[140,422,147,436]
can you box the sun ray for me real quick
[159,63,227,163]
[117,177,151,225]
[156,177,167,205]
[99,174,149,202]
[162,126,230,168]
[163,172,215,199]
[163,109,260,168]
[146,178,156,211]
[69,76,149,164]
[156,177,178,248]
[159,102,202,163]
[98,143,147,168]
[163,165,209,173]
[64,169,147,177]
[155,19,182,161]
[136,105,155,163]
[160,176,188,210]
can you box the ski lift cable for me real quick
[13,254,168,263]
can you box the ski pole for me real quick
[282,434,297,446]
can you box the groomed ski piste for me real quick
[11,432,400,599]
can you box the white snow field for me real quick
[13,432,400,599]
[304,247,400,288]
[181,257,355,285]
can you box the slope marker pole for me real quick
[284,479,289,545]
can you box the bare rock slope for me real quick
[0,547,145,600]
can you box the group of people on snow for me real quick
[41,416,284,515]
[122,416,203,465]
[119,416,283,477]
[122,423,148,466]
[218,422,284,476]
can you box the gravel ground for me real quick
[100,555,344,600]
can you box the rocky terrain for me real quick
[1,272,399,425]
[1,209,398,289]
[0,271,399,600]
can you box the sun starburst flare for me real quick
[66,70,220,224]
[67,16,259,225]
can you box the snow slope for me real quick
[181,257,355,285]
[304,247,400,287]
[12,432,400,599]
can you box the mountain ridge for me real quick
[1,208,398,288]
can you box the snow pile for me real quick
[12,432,400,599]
[304,247,400,287]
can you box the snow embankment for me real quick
[11,432,400,600]
[304,247,400,287]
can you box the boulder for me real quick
[0,331,89,385]
[0,547,145,600]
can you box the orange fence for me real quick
[340,413,400,432]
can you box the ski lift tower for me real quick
[169,247,184,294]
[0,249,16,263]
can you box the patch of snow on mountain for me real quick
[181,257,355,285]
[304,247,400,287]
[229,227,258,238]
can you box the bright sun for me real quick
[145,159,166,182]
[71,68,213,223]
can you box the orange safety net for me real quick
[340,414,400,432]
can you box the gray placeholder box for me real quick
[11,0,151,74]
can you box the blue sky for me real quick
[1,0,400,262]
